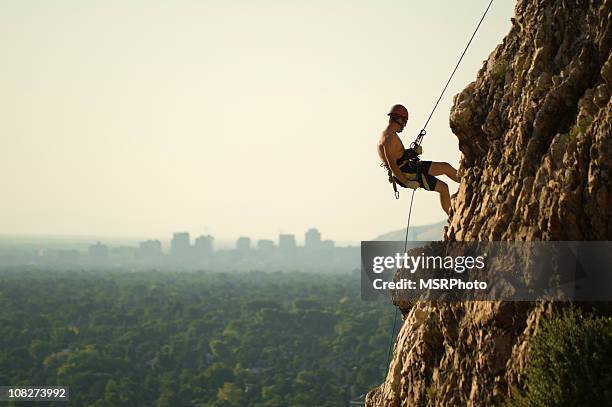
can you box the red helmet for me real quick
[387,104,409,120]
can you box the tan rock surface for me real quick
[367,0,611,405]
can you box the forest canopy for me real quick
[0,268,395,407]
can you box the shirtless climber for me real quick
[377,104,459,215]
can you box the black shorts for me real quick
[394,159,438,191]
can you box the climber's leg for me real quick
[428,162,459,183]
[434,180,451,216]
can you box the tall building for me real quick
[171,232,191,258]
[278,234,296,252]
[113,246,137,262]
[305,228,322,250]
[194,235,214,256]
[257,239,275,252]
[236,236,251,252]
[88,242,109,263]
[138,240,162,258]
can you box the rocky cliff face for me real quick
[366,0,612,406]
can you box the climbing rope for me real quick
[417,0,495,140]
[383,0,494,381]
[384,187,416,374]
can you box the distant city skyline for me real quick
[0,221,445,273]
[0,227,358,273]
[0,226,358,249]
[0,219,446,249]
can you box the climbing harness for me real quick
[382,0,495,381]
[382,162,401,199]
[381,131,424,199]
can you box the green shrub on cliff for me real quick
[507,308,612,407]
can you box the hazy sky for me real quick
[0,1,515,244]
